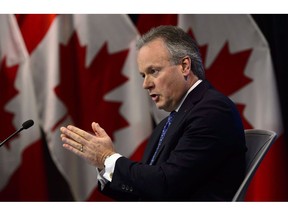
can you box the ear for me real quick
[181,56,191,77]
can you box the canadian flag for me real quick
[1,14,286,201]
[6,14,152,201]
[0,15,48,200]
[136,14,287,201]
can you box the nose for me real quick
[142,76,154,90]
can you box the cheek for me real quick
[165,76,182,92]
[158,80,178,101]
[156,68,184,96]
[164,78,186,102]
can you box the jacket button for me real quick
[121,184,125,190]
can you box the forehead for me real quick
[137,39,171,67]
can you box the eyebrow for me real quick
[146,65,161,72]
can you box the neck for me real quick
[187,74,199,89]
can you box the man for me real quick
[60,25,247,201]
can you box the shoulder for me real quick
[182,80,236,112]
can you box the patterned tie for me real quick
[149,111,176,165]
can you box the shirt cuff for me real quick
[103,153,122,182]
[97,168,108,190]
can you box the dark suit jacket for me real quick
[101,80,247,201]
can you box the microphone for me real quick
[0,119,34,148]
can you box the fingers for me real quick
[60,128,84,152]
[65,125,93,140]
[62,143,83,154]
[92,122,108,137]
[63,125,94,141]
[60,125,88,152]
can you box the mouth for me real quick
[150,93,160,102]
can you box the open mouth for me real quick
[150,94,159,102]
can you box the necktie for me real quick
[149,111,176,165]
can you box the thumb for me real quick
[92,122,108,137]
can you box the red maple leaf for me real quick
[54,32,129,140]
[188,28,253,128]
[204,43,252,96]
[0,57,19,149]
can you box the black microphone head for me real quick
[22,120,34,129]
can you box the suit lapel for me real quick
[142,80,211,164]
[141,120,166,163]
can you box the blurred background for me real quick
[0,14,287,201]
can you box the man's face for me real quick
[137,38,188,112]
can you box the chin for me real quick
[156,102,169,112]
[156,105,162,110]
[157,105,168,112]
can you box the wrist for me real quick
[101,151,115,166]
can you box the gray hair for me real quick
[136,25,205,80]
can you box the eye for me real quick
[140,73,145,78]
[150,68,160,76]
[151,69,157,74]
